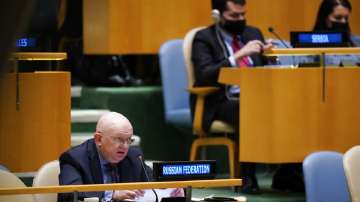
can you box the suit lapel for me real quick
[212,25,230,59]
[88,140,104,184]
[118,157,133,182]
[241,28,265,66]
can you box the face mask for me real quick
[329,21,350,32]
[221,20,246,35]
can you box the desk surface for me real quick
[264,47,360,56]
[0,179,241,195]
[12,52,67,61]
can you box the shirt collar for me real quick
[219,27,242,44]
[97,149,110,166]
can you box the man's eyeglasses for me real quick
[98,132,135,146]
[108,136,134,146]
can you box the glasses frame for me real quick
[97,131,135,146]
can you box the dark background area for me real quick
[16,0,161,87]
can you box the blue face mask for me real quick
[221,19,247,35]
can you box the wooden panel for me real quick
[349,0,360,35]
[83,0,110,54]
[219,68,360,163]
[0,72,71,172]
[84,0,212,54]
[84,0,360,54]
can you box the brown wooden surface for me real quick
[0,72,71,172]
[12,52,67,61]
[0,179,241,195]
[264,48,360,56]
[83,0,360,54]
[83,0,212,54]
[219,68,360,163]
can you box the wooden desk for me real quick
[219,67,360,163]
[0,72,71,172]
[12,52,67,61]
[264,47,360,56]
[0,179,241,195]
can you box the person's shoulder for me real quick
[60,139,94,162]
[120,147,145,167]
[242,25,264,41]
[126,147,144,159]
[194,24,217,39]
[244,25,262,34]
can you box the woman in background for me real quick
[312,0,360,66]
[275,0,359,66]
[314,0,360,47]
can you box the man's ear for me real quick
[94,132,102,146]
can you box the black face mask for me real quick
[329,21,350,32]
[221,20,246,35]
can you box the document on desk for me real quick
[131,188,175,201]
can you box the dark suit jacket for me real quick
[57,139,151,202]
[191,24,267,131]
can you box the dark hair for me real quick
[212,0,246,14]
[313,0,352,31]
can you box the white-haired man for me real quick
[58,112,182,202]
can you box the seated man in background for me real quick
[191,0,271,194]
[58,112,182,202]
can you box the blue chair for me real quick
[159,39,191,129]
[303,151,351,202]
[159,37,238,179]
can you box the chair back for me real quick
[0,169,35,202]
[183,27,205,89]
[344,145,360,202]
[32,160,60,202]
[159,39,191,128]
[303,151,351,202]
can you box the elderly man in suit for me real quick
[58,112,182,202]
[191,0,272,194]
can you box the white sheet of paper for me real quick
[133,188,175,201]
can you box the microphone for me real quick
[211,9,220,23]
[268,27,297,67]
[268,27,290,48]
[138,155,158,202]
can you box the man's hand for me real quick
[170,188,185,197]
[112,189,145,200]
[234,40,272,60]
[264,39,274,50]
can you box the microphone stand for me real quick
[268,27,297,67]
[138,156,159,202]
